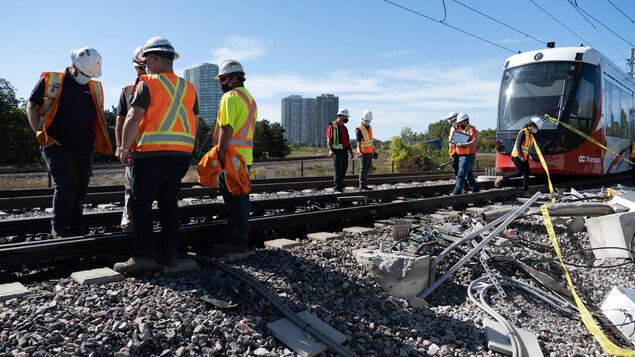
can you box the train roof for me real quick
[504,46,601,69]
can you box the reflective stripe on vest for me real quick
[136,74,195,150]
[448,127,456,156]
[511,128,533,159]
[357,124,374,153]
[212,88,256,149]
[40,72,63,129]
[331,121,343,149]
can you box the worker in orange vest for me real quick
[26,47,111,239]
[356,110,375,190]
[451,113,479,195]
[114,37,199,273]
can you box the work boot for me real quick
[359,185,372,191]
[494,176,504,188]
[113,257,158,274]
[51,227,70,239]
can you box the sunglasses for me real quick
[218,76,232,84]
[135,65,146,71]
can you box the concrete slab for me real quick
[97,203,118,209]
[343,226,376,235]
[0,282,30,302]
[266,310,347,357]
[483,319,543,357]
[466,207,486,214]
[601,286,635,344]
[374,222,390,229]
[307,232,340,241]
[71,268,125,285]
[265,238,303,249]
[609,191,635,212]
[162,259,198,274]
[586,212,635,259]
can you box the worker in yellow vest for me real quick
[210,59,257,257]
[495,116,543,197]
[115,37,199,273]
[114,46,146,232]
[26,47,111,239]
[356,110,375,190]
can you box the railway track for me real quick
[0,174,627,274]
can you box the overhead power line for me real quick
[452,0,546,46]
[567,0,625,58]
[607,0,635,24]
[570,0,634,47]
[383,0,517,54]
[528,0,590,46]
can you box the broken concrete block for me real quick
[307,232,340,242]
[586,212,635,259]
[71,268,124,285]
[343,227,375,235]
[352,248,430,299]
[483,318,543,357]
[265,238,303,249]
[0,282,30,302]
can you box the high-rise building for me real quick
[281,95,303,144]
[316,94,339,147]
[184,63,223,128]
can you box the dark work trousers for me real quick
[130,155,190,259]
[503,156,530,191]
[452,153,478,194]
[358,153,373,188]
[41,145,93,235]
[332,149,349,191]
[219,165,251,248]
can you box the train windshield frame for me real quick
[498,61,600,135]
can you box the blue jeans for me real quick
[332,149,348,191]
[219,166,251,248]
[453,154,479,194]
[41,145,93,235]
[130,155,190,258]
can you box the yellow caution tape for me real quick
[540,204,635,356]
[544,114,635,166]
[531,134,555,203]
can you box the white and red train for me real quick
[496,46,635,175]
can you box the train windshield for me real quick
[498,62,594,132]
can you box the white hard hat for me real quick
[142,36,179,60]
[531,116,544,129]
[337,108,350,117]
[446,111,459,123]
[132,46,144,64]
[456,112,469,122]
[215,60,245,79]
[70,47,102,78]
[362,110,373,121]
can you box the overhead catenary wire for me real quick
[569,0,634,47]
[566,0,626,58]
[607,0,635,24]
[383,0,517,54]
[529,0,591,46]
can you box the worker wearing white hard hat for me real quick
[445,111,463,181]
[114,46,148,232]
[495,116,544,197]
[327,108,355,191]
[25,46,112,239]
[451,112,479,195]
[356,110,376,190]
[114,36,200,274]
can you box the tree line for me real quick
[0,78,291,166]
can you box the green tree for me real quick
[424,120,452,141]
[192,118,212,162]
[254,119,291,159]
[0,78,40,165]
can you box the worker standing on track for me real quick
[26,47,112,239]
[208,60,257,256]
[451,113,479,195]
[495,116,543,197]
[356,110,375,190]
[114,46,146,232]
[114,37,199,273]
[447,111,469,193]
[327,109,355,192]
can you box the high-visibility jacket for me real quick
[455,124,478,155]
[122,77,141,112]
[36,71,112,155]
[135,72,197,153]
[197,145,250,196]
[630,141,635,159]
[356,124,374,154]
[511,128,533,159]
[213,87,257,165]
[329,121,344,149]
[448,127,456,156]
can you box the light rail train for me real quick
[495,46,635,175]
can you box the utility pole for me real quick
[628,48,635,79]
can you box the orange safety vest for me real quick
[630,141,635,159]
[448,127,456,156]
[511,128,533,159]
[36,71,112,155]
[356,124,374,154]
[134,72,197,153]
[197,145,250,196]
[455,124,477,155]
[213,87,257,164]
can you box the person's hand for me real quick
[519,156,525,162]
[41,139,60,149]
[327,150,334,158]
[119,150,133,167]
[357,152,362,158]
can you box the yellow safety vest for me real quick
[511,128,533,159]
[356,124,374,153]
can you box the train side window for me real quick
[569,64,600,134]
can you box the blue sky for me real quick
[2,0,634,140]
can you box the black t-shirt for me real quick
[29,68,96,154]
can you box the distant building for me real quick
[184,63,223,127]
[315,94,339,147]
